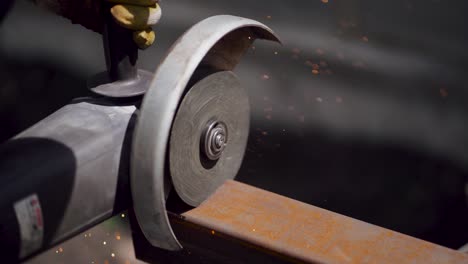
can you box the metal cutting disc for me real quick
[130,15,279,250]
[169,71,250,207]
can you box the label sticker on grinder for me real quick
[14,194,44,258]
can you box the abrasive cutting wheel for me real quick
[169,71,250,207]
[131,15,280,251]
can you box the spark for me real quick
[121,213,125,218]
[440,88,448,98]
[211,230,215,235]
[111,253,115,258]
[305,60,314,67]
[298,115,305,123]
[103,241,107,245]
[352,61,365,68]
[336,52,344,60]
[312,69,320,75]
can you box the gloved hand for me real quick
[34,0,162,49]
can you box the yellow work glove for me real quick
[108,0,161,49]
[34,0,162,49]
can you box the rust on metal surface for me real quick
[183,180,468,264]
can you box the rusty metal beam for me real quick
[170,180,466,264]
[133,180,467,263]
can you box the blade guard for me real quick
[131,15,280,251]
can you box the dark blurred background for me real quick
[1,0,467,263]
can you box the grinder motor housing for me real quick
[0,14,280,262]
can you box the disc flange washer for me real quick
[169,71,250,207]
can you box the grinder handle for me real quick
[102,2,139,82]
